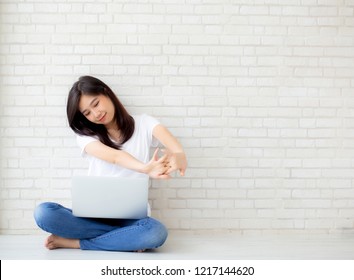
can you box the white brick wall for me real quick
[1,0,354,234]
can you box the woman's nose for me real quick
[92,109,100,118]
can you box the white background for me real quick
[2,260,354,280]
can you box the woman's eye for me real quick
[94,101,99,107]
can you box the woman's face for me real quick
[78,94,115,127]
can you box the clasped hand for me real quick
[146,148,187,179]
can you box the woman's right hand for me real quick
[144,148,171,179]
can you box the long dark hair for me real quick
[67,76,134,150]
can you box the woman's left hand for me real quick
[162,149,187,176]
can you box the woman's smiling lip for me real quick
[98,113,106,122]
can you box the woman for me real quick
[34,76,187,252]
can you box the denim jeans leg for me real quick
[33,202,117,239]
[80,217,168,251]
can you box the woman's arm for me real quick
[84,141,170,179]
[152,124,188,176]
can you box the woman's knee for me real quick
[33,202,61,227]
[145,219,168,249]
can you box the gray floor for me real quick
[1,231,354,260]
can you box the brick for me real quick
[1,0,354,234]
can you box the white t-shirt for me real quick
[76,114,160,178]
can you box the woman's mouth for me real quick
[98,114,106,122]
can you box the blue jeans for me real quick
[33,202,168,251]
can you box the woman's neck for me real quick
[106,123,122,143]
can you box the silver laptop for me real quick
[71,176,149,219]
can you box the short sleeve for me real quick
[76,134,99,156]
[141,114,160,147]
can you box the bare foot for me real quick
[45,234,80,250]
[135,249,146,253]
